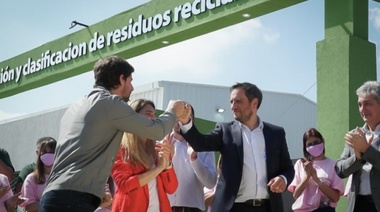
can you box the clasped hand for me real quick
[301,158,319,182]
[345,127,373,159]
[169,100,192,124]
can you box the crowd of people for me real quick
[0,56,379,212]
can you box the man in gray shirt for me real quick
[39,56,189,212]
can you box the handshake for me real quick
[167,100,192,124]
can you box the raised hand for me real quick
[300,158,311,177]
[156,135,173,170]
[159,133,175,159]
[174,101,192,124]
[157,150,170,170]
[167,100,187,121]
[345,127,372,159]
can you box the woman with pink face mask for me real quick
[20,137,57,212]
[288,128,344,212]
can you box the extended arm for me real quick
[180,122,224,152]
[190,151,217,189]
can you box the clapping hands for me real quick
[156,134,175,170]
[345,127,373,160]
[301,158,315,178]
[301,158,321,184]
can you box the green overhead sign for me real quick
[0,0,305,99]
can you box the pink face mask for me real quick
[306,143,324,157]
[40,153,55,167]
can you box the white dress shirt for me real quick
[147,165,160,212]
[168,138,217,210]
[235,119,269,202]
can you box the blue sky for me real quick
[1,0,380,121]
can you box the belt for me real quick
[244,199,268,206]
[172,207,202,212]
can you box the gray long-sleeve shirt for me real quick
[44,86,176,198]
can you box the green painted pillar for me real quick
[317,0,376,211]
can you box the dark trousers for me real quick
[39,190,101,212]
[172,207,202,212]
[354,195,378,212]
[231,201,271,212]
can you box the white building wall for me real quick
[258,91,317,159]
[131,81,233,123]
[0,81,315,171]
[129,81,164,107]
[0,106,67,171]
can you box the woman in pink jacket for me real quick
[21,137,56,212]
[111,99,177,212]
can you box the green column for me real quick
[317,0,376,211]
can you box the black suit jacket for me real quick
[182,121,294,212]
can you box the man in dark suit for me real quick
[179,82,294,212]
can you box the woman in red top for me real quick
[111,99,177,212]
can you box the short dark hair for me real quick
[230,82,263,109]
[93,56,134,90]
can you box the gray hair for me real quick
[356,81,380,102]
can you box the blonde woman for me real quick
[111,99,177,212]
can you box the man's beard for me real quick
[122,95,130,102]
[235,110,253,124]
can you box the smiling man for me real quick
[335,81,380,212]
[179,82,294,212]
[39,55,189,212]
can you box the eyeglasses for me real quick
[306,140,322,147]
